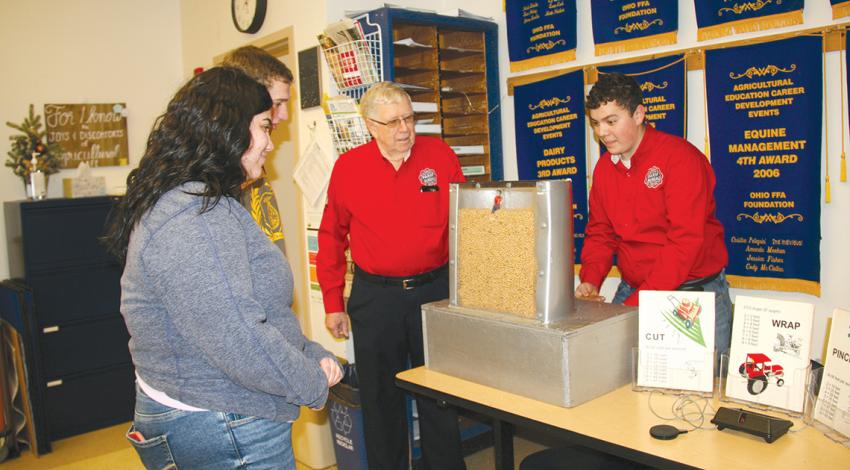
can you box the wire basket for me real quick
[326,113,373,155]
[322,38,382,95]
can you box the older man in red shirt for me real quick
[317,82,466,470]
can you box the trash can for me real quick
[328,363,368,470]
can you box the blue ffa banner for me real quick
[705,36,822,296]
[832,0,850,19]
[597,54,687,140]
[591,0,677,56]
[506,0,577,72]
[694,0,803,41]
[514,71,588,263]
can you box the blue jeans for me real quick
[127,386,295,470]
[612,270,733,360]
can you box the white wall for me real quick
[0,0,183,281]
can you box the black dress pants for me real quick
[347,270,465,470]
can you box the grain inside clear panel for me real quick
[457,202,537,319]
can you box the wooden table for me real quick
[396,367,850,470]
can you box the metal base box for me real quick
[422,300,638,408]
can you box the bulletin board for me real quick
[298,46,321,109]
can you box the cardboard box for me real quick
[63,176,107,198]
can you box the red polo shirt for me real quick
[579,125,728,306]
[317,137,465,313]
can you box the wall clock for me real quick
[232,0,267,34]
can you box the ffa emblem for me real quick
[644,166,663,189]
[419,168,438,186]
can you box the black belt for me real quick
[354,264,448,290]
[678,271,721,291]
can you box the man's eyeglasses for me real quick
[368,114,415,130]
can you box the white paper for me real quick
[442,45,482,53]
[415,124,441,134]
[725,295,814,413]
[293,141,332,208]
[438,8,494,21]
[394,38,433,48]
[814,308,850,438]
[412,101,438,113]
[451,145,485,155]
[461,165,485,176]
[326,95,360,115]
[396,83,431,92]
[637,291,716,392]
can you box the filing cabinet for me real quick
[4,196,133,446]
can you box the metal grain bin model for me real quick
[424,179,638,408]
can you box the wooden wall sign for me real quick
[44,103,129,169]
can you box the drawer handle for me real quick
[43,326,60,334]
[47,379,63,388]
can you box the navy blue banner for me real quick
[598,54,687,140]
[591,0,678,56]
[694,0,804,40]
[514,71,588,264]
[705,36,822,296]
[506,0,577,72]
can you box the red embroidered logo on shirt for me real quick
[419,168,438,186]
[644,166,663,189]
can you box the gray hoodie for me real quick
[121,182,333,422]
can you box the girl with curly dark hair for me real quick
[105,67,341,470]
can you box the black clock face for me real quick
[232,0,267,34]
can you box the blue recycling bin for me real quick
[328,364,368,470]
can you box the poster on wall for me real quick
[506,0,576,73]
[43,103,129,169]
[813,308,850,440]
[705,36,822,296]
[694,0,804,41]
[597,54,687,156]
[637,290,715,393]
[590,0,677,56]
[513,70,588,264]
[724,295,813,413]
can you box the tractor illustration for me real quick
[738,353,784,395]
[666,294,701,329]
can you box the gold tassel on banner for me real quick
[824,34,832,204]
[697,11,803,41]
[726,275,821,297]
[834,2,850,20]
[510,50,576,73]
[842,30,848,182]
[701,50,711,160]
[595,32,678,56]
